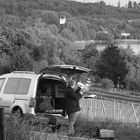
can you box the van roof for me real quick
[0,71,64,81]
[40,64,91,75]
[12,71,36,74]
[0,71,39,78]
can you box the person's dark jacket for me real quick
[65,86,82,115]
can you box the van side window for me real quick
[4,78,31,94]
[4,78,19,94]
[16,79,31,94]
[0,79,5,92]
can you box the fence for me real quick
[78,95,140,125]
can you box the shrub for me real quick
[11,50,33,71]
[1,65,11,75]
[101,78,114,89]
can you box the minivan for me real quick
[0,65,91,118]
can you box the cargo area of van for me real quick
[35,77,66,116]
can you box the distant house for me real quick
[97,26,108,34]
[121,32,130,38]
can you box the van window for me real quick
[4,78,31,94]
[16,79,31,94]
[4,78,19,94]
[0,79,5,92]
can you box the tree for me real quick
[11,49,33,71]
[31,46,45,61]
[99,1,106,7]
[40,10,59,25]
[95,32,114,41]
[128,1,133,8]
[60,28,77,41]
[101,78,114,90]
[82,43,99,74]
[133,1,138,9]
[3,15,21,27]
[120,47,140,90]
[89,29,96,40]
[96,44,128,86]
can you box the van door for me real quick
[0,78,20,114]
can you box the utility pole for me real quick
[118,0,120,7]
[117,77,120,90]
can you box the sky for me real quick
[74,0,140,7]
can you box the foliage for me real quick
[11,49,33,71]
[95,32,114,41]
[39,10,59,25]
[82,43,99,74]
[130,19,140,29]
[0,0,140,91]
[1,0,140,40]
[119,46,140,90]
[100,78,114,89]
[128,1,133,8]
[96,44,128,86]
[31,46,45,61]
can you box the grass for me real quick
[4,114,140,140]
[5,114,51,140]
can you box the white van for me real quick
[0,65,90,117]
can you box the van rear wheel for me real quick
[12,107,23,118]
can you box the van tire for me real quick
[11,107,23,117]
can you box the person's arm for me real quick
[67,87,82,101]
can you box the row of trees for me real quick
[2,0,140,18]
[1,0,140,40]
[128,1,140,9]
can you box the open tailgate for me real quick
[40,65,91,75]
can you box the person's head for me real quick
[68,80,77,90]
[72,74,81,83]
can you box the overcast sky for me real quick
[74,0,140,7]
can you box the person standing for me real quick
[65,80,83,136]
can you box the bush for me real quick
[95,32,114,41]
[101,78,114,89]
[1,65,11,75]
[11,50,33,71]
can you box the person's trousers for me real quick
[68,112,77,135]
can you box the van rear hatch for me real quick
[35,74,66,116]
[40,65,91,75]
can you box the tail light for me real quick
[29,97,36,108]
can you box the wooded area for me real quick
[1,0,140,92]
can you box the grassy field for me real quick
[5,114,140,140]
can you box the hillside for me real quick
[1,0,140,40]
[1,0,140,93]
